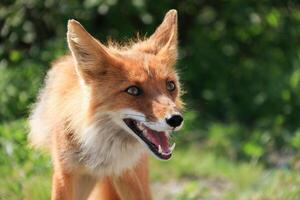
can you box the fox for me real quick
[29,9,184,200]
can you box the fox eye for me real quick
[125,86,142,96]
[166,81,176,92]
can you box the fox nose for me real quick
[166,115,183,128]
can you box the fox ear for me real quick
[145,9,178,64]
[67,20,118,83]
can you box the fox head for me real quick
[67,10,184,160]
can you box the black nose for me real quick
[166,115,183,128]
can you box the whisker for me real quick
[124,114,145,118]
[144,122,156,124]
[123,114,148,122]
[123,114,156,123]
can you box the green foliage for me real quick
[0,62,45,121]
[0,119,51,199]
[205,123,270,160]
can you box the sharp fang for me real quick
[158,145,162,154]
[170,143,176,151]
[137,123,144,130]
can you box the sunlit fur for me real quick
[29,9,183,200]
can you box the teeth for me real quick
[134,122,174,156]
[158,145,162,154]
[170,143,176,151]
[158,144,174,155]
[136,122,145,131]
[161,151,170,156]
[137,123,143,129]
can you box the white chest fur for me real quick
[75,116,145,176]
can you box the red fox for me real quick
[29,9,184,200]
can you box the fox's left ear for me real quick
[144,9,178,64]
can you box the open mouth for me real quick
[123,118,175,160]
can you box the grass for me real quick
[151,146,300,200]
[0,119,300,200]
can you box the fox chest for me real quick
[67,128,144,176]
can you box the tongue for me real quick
[144,128,170,154]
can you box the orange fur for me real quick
[89,154,150,200]
[29,9,183,200]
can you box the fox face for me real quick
[67,10,184,160]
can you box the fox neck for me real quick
[74,112,145,176]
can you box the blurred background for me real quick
[1,0,300,199]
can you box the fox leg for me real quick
[88,177,120,200]
[51,169,96,200]
[51,170,73,200]
[88,154,151,200]
[112,154,152,200]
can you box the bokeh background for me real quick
[1,0,300,199]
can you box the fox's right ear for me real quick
[67,20,119,83]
